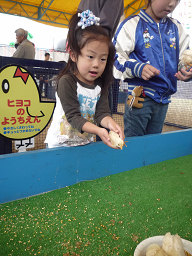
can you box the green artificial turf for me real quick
[0,154,192,256]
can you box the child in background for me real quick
[45,10,124,148]
[113,0,192,137]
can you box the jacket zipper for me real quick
[157,23,170,103]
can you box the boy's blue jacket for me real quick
[113,9,190,103]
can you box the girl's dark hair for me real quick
[58,11,115,94]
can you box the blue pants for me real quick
[124,96,169,137]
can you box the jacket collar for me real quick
[139,9,167,24]
[20,38,28,45]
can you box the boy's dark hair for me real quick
[58,11,115,94]
[45,52,50,56]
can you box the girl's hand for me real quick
[99,117,125,147]
[108,122,125,141]
[141,64,160,80]
[174,68,192,81]
[97,128,117,149]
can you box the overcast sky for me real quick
[0,13,68,49]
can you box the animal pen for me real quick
[0,56,192,155]
[0,55,192,200]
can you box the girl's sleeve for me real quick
[95,92,111,126]
[113,17,146,80]
[57,76,88,133]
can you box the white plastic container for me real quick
[134,235,192,256]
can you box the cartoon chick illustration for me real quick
[0,65,55,145]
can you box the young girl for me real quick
[113,0,192,137]
[45,10,124,148]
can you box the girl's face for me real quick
[70,40,109,85]
[145,0,179,23]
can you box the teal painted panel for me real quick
[0,129,192,204]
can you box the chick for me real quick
[109,131,126,149]
[162,232,186,256]
[0,65,55,141]
[146,244,168,256]
[146,232,186,256]
[181,49,192,70]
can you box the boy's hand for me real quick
[141,64,160,80]
[175,68,192,81]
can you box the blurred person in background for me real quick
[78,0,124,39]
[12,28,35,59]
[44,52,50,61]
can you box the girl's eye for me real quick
[88,55,93,59]
[101,58,107,61]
